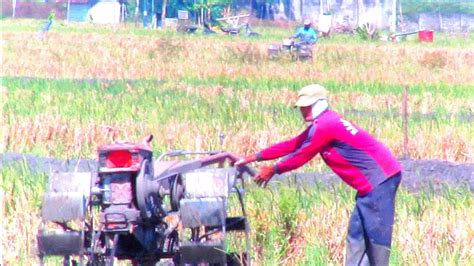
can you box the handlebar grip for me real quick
[237,165,256,177]
[200,152,256,177]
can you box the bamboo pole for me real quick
[402,85,409,159]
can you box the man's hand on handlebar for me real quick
[234,154,257,167]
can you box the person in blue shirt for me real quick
[293,19,318,46]
[41,10,55,33]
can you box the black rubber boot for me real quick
[345,206,369,266]
[366,242,391,266]
[345,236,369,266]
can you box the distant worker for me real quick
[41,10,55,33]
[235,84,402,266]
[292,19,318,45]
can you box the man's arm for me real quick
[308,29,318,44]
[292,27,303,38]
[257,126,311,161]
[273,125,330,174]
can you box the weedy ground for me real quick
[1,166,473,265]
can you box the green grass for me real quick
[0,162,47,215]
[3,77,472,122]
[0,164,48,265]
[2,76,472,162]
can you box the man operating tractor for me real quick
[292,19,318,46]
[235,84,402,265]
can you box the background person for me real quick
[235,84,402,266]
[41,10,55,33]
[292,19,318,46]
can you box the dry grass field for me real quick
[1,19,473,265]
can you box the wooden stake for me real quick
[402,85,409,159]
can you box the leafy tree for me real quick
[192,0,232,23]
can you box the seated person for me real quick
[293,19,318,46]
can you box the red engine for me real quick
[98,142,152,172]
[96,141,154,231]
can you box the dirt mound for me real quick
[277,159,474,193]
[1,153,473,192]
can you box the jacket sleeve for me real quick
[308,29,317,44]
[293,28,302,38]
[274,123,331,174]
[256,126,311,161]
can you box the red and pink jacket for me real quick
[256,110,401,195]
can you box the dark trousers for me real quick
[345,173,402,266]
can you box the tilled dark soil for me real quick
[288,159,474,193]
[1,153,98,175]
[1,153,473,192]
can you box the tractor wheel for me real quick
[170,174,184,211]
